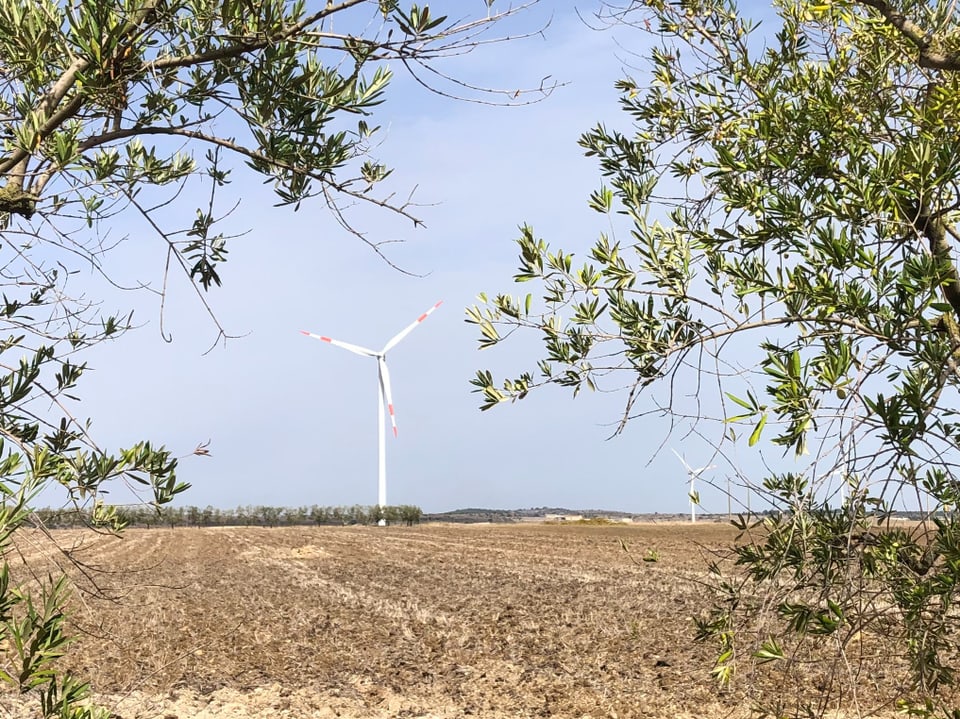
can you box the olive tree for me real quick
[0,1,544,716]
[470,1,960,715]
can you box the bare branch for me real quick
[856,0,960,71]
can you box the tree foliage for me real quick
[0,1,542,715]
[471,0,960,715]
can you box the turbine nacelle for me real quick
[671,448,716,523]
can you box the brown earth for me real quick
[0,522,907,718]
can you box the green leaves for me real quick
[469,369,535,411]
[753,638,785,664]
[748,414,767,447]
[588,185,614,213]
[724,390,769,446]
[393,5,448,38]
[4,575,73,691]
[0,571,108,719]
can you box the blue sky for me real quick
[63,2,766,515]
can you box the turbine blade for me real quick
[671,447,694,473]
[301,331,378,357]
[382,300,442,353]
[378,358,398,437]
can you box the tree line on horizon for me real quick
[30,504,424,529]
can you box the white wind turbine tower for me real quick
[671,448,716,523]
[301,301,442,524]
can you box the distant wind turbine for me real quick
[671,449,716,523]
[301,301,442,524]
[818,468,846,509]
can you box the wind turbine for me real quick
[671,448,716,523]
[301,301,442,524]
[817,468,846,509]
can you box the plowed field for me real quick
[0,522,899,718]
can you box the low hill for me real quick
[424,507,661,523]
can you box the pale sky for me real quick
[60,2,770,515]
